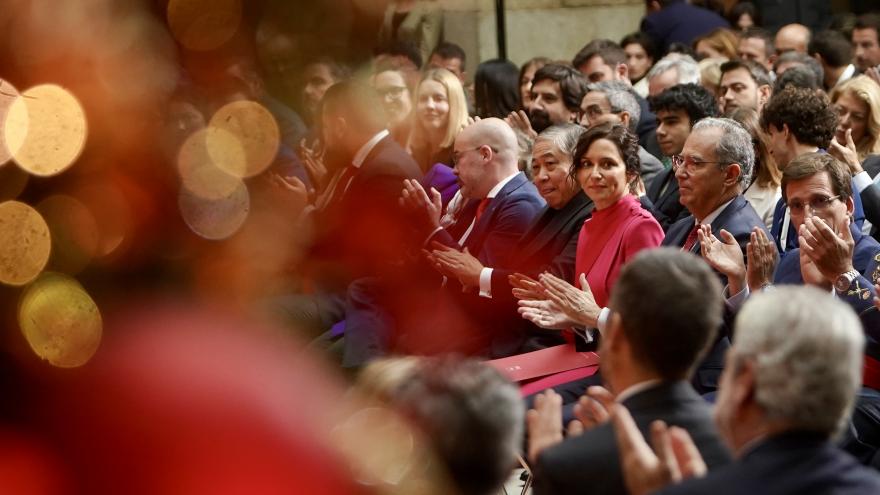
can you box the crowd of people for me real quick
[254,2,880,494]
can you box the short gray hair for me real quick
[535,123,586,160]
[646,54,700,86]
[692,117,754,189]
[733,286,864,437]
[586,80,641,131]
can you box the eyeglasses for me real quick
[452,146,494,165]
[787,195,841,215]
[377,86,407,100]
[671,154,725,174]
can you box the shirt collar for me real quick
[615,379,663,403]
[837,64,856,86]
[352,129,390,168]
[486,172,519,199]
[696,197,736,226]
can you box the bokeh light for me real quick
[37,195,100,274]
[166,0,242,52]
[18,272,102,368]
[332,406,417,486]
[71,182,133,260]
[206,100,280,178]
[178,127,244,200]
[4,84,87,177]
[0,79,20,165]
[179,181,250,240]
[0,201,51,286]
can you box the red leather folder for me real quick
[487,344,600,396]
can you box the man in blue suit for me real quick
[641,0,729,54]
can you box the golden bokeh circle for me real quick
[177,127,244,200]
[0,78,20,165]
[18,272,102,368]
[4,84,87,177]
[0,200,51,286]
[206,100,280,178]
[167,0,242,51]
[179,181,250,240]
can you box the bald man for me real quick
[775,24,811,55]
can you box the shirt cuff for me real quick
[423,226,445,247]
[479,267,493,298]
[854,171,872,193]
[596,307,611,333]
[724,284,750,311]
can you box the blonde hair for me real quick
[409,68,469,160]
[693,28,739,60]
[830,75,880,161]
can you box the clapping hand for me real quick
[270,172,313,210]
[428,242,484,287]
[505,110,537,140]
[570,386,616,434]
[510,272,545,300]
[746,228,779,292]
[539,273,602,328]
[698,225,746,295]
[611,405,707,495]
[799,216,855,287]
[400,179,443,230]
[527,389,565,463]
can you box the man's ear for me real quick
[616,63,630,82]
[758,84,772,107]
[605,312,624,351]
[619,111,632,130]
[731,358,757,410]
[725,162,744,188]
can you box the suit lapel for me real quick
[465,173,527,251]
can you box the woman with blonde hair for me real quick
[408,68,470,172]
[730,107,781,228]
[693,28,739,60]
[830,75,880,169]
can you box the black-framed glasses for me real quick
[787,195,841,215]
[671,154,726,174]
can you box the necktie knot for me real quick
[682,224,700,251]
[475,197,492,222]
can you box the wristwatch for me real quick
[834,269,861,293]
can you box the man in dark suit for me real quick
[528,249,732,495]
[267,80,422,338]
[428,124,593,356]
[613,286,880,495]
[646,84,719,231]
[641,0,729,54]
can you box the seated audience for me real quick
[737,27,775,71]
[620,31,658,98]
[474,58,520,119]
[524,63,588,133]
[408,68,469,173]
[718,59,772,115]
[729,107,781,228]
[371,66,415,147]
[613,286,880,495]
[518,56,550,108]
[645,54,701,96]
[526,249,732,495]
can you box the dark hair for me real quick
[781,152,853,204]
[393,357,522,495]
[610,248,723,380]
[667,42,698,59]
[375,40,423,70]
[430,41,467,68]
[648,83,719,124]
[518,56,551,107]
[302,55,351,82]
[571,122,641,183]
[620,32,659,62]
[474,59,520,118]
[808,30,854,69]
[773,51,824,83]
[728,1,761,27]
[760,87,837,148]
[855,13,880,35]
[740,27,775,58]
[531,63,589,112]
[774,65,822,92]
[572,39,626,71]
[729,107,780,188]
[321,80,386,133]
[720,59,772,87]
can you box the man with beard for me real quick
[526,64,589,134]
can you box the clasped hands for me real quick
[510,272,601,330]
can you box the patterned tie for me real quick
[682,224,700,252]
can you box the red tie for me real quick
[682,224,700,252]
[475,198,491,223]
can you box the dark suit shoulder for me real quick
[360,136,421,179]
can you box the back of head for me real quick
[461,117,519,169]
[729,107,780,187]
[741,27,775,58]
[692,117,755,189]
[532,63,589,112]
[323,80,386,135]
[573,39,626,71]
[609,248,723,380]
[808,30,854,69]
[646,54,701,85]
[780,152,852,204]
[375,40,423,70]
[393,357,523,495]
[733,286,864,437]
[760,86,837,148]
[720,59,772,88]
[648,83,719,123]
[773,65,822,93]
[588,80,642,130]
[475,59,520,118]
[773,51,824,83]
